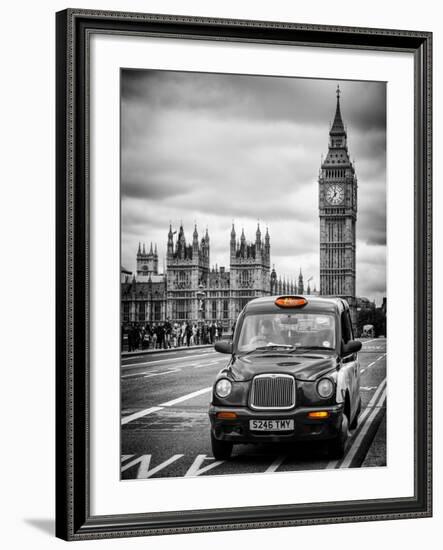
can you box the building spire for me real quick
[330,84,346,136]
[193,224,198,242]
[298,268,304,294]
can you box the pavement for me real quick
[121,338,387,479]
[361,413,387,468]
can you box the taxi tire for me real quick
[327,414,349,459]
[211,432,233,460]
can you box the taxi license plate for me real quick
[249,419,294,431]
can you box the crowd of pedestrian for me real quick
[122,320,225,352]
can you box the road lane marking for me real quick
[121,455,134,462]
[326,377,386,469]
[121,386,213,424]
[121,371,153,379]
[339,389,386,469]
[360,338,379,345]
[121,406,163,425]
[121,352,217,369]
[159,387,212,407]
[143,369,181,379]
[194,359,224,368]
[185,455,224,477]
[361,386,377,391]
[361,353,387,373]
[265,455,287,473]
[121,454,184,478]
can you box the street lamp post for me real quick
[196,283,206,346]
[196,283,206,323]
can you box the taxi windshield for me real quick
[237,312,336,354]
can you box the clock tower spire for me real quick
[319,85,358,324]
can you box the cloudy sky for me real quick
[121,69,386,305]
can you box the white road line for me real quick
[121,454,184,478]
[121,386,213,425]
[326,377,386,469]
[121,455,134,462]
[185,455,224,477]
[121,351,217,369]
[265,455,287,473]
[143,369,181,379]
[360,338,379,345]
[340,389,386,469]
[159,387,212,407]
[121,371,153,379]
[361,352,387,374]
[121,406,163,425]
[194,359,224,368]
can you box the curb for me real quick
[121,344,213,358]
[348,403,386,468]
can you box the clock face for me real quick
[325,184,344,205]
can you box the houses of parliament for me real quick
[121,223,312,327]
[121,85,357,327]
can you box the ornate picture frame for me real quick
[55,9,432,540]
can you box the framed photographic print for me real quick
[55,9,432,540]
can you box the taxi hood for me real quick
[229,352,337,382]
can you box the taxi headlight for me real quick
[317,378,334,398]
[215,379,232,399]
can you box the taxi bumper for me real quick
[209,404,344,444]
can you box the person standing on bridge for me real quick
[164,319,172,349]
[185,322,192,347]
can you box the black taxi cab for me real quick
[208,295,362,460]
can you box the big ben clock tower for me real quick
[319,85,358,324]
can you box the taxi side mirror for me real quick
[342,339,362,356]
[215,341,233,354]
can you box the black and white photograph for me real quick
[120,69,387,480]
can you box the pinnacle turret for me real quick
[256,222,261,243]
[330,84,346,136]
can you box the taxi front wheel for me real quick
[211,432,233,460]
[327,414,349,459]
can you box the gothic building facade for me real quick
[318,86,358,323]
[121,224,305,328]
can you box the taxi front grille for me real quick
[249,374,295,410]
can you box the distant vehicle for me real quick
[362,324,375,338]
[209,295,362,460]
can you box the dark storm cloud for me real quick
[122,70,386,132]
[121,69,386,303]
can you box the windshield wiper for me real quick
[289,346,334,352]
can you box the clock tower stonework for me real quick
[319,86,358,324]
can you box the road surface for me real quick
[121,338,387,479]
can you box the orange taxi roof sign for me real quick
[275,296,308,308]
